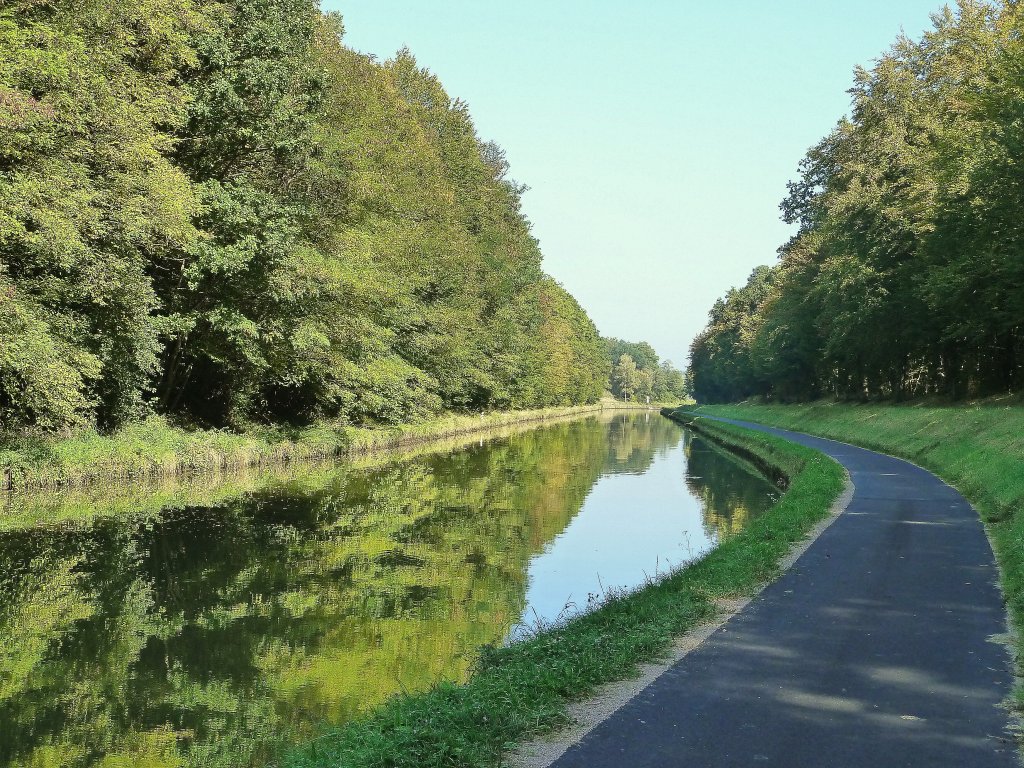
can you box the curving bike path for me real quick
[550,418,1016,767]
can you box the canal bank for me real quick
[1,403,665,492]
[0,406,655,531]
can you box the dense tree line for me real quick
[0,0,608,432]
[604,337,688,402]
[689,1,1024,403]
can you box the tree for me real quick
[653,360,687,402]
[687,266,776,403]
[0,0,204,428]
[605,338,659,371]
[611,354,640,401]
[0,1,614,434]
[689,2,1023,403]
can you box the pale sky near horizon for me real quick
[320,1,944,367]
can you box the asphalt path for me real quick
[550,418,1016,767]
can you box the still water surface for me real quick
[0,412,777,767]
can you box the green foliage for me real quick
[611,353,640,401]
[688,266,776,403]
[605,338,659,371]
[533,278,609,406]
[688,2,1024,403]
[0,0,204,428]
[604,337,688,402]
[0,2,608,437]
[0,275,99,428]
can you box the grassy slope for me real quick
[696,401,1024,710]
[0,405,626,491]
[3,412,647,531]
[279,415,845,768]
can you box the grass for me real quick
[2,413,622,531]
[694,400,1024,713]
[277,411,846,768]
[0,405,618,491]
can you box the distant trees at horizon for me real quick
[605,337,688,402]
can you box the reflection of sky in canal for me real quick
[521,432,776,627]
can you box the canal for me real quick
[0,411,779,767]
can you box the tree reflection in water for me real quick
[0,413,777,768]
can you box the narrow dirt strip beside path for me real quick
[523,418,1017,768]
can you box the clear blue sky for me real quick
[321,1,944,367]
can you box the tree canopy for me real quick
[0,1,609,432]
[604,337,688,402]
[689,1,1024,403]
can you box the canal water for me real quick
[0,412,778,767]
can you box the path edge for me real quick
[706,412,1023,742]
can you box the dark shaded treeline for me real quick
[689,1,1024,403]
[0,0,609,433]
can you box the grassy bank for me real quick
[694,401,1024,711]
[277,413,845,768]
[3,412,639,531]
[0,405,624,492]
